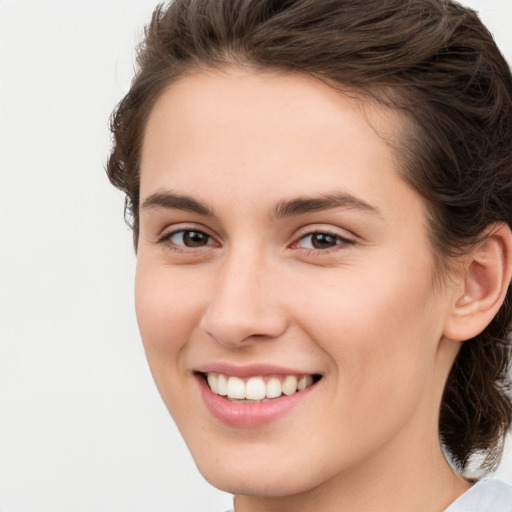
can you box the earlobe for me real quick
[444,223,512,342]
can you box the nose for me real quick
[199,250,288,347]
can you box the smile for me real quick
[204,372,317,402]
[197,370,322,428]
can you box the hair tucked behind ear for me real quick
[107,0,512,472]
[440,296,512,470]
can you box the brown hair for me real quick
[107,0,512,472]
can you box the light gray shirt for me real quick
[445,479,512,512]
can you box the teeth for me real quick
[282,375,298,396]
[217,374,228,396]
[245,377,266,400]
[205,372,316,400]
[265,377,282,399]
[227,376,245,399]
[207,373,218,394]
[298,375,313,391]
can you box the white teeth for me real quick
[207,373,218,394]
[298,375,313,391]
[217,374,228,396]
[245,377,267,400]
[282,375,298,396]
[265,377,282,399]
[205,372,316,400]
[227,376,245,399]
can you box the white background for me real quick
[0,1,511,511]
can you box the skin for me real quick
[135,68,473,512]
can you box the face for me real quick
[136,68,460,499]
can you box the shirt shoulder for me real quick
[444,479,512,512]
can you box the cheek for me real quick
[134,261,209,425]
[296,254,440,390]
[134,262,202,371]
[292,260,443,459]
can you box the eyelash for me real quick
[157,228,217,253]
[292,231,355,254]
[156,228,355,255]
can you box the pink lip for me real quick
[196,373,318,428]
[194,362,315,378]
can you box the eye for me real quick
[294,231,354,251]
[160,229,215,249]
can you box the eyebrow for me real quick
[140,191,215,216]
[140,190,380,219]
[270,192,381,220]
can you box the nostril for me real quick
[199,287,289,347]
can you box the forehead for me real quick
[140,68,407,201]
[142,67,401,148]
[138,67,424,244]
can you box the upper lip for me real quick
[194,363,320,378]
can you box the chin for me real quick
[200,463,312,497]
[190,442,327,498]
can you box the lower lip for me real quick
[197,375,317,428]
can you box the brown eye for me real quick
[310,233,338,249]
[169,230,211,247]
[295,231,354,251]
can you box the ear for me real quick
[443,223,512,342]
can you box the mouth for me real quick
[198,371,322,403]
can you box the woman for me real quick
[107,1,512,510]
